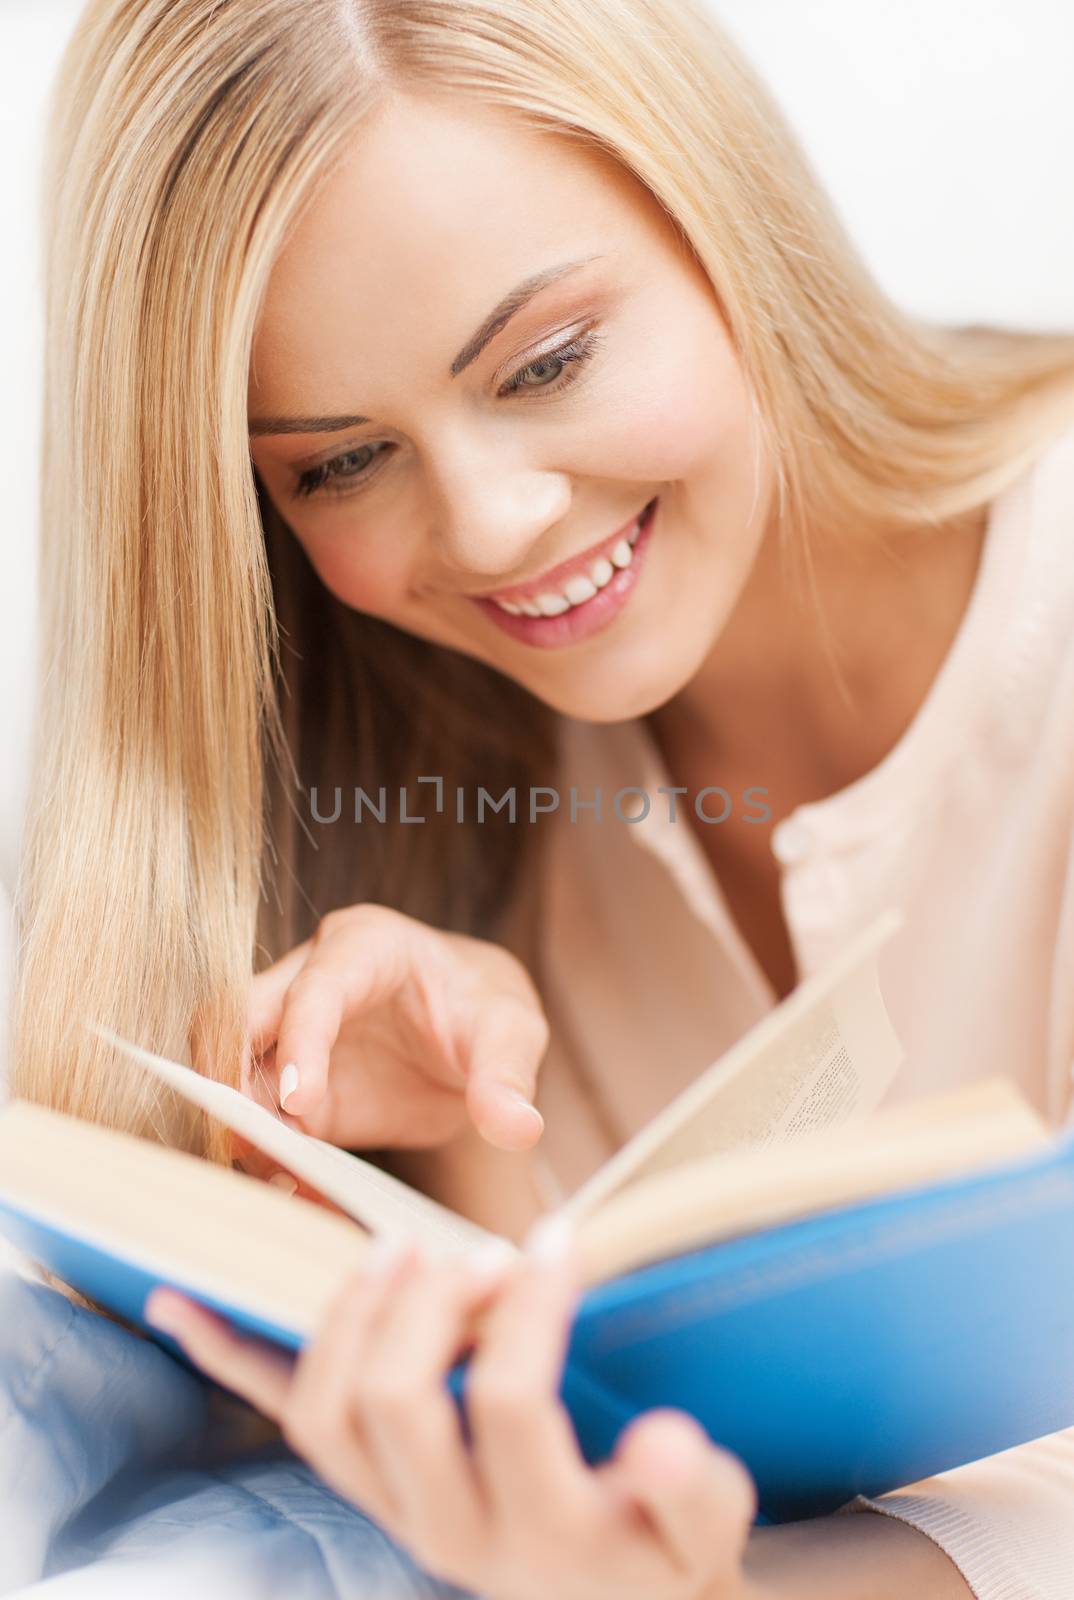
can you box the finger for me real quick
[229,1124,304,1179]
[247,942,314,1060]
[350,1245,516,1569]
[244,944,309,1103]
[464,999,547,1151]
[232,1149,302,1196]
[602,1412,757,1573]
[144,1290,295,1418]
[226,1148,346,1216]
[241,1041,283,1112]
[272,915,414,1118]
[465,1217,600,1532]
[281,1254,420,1529]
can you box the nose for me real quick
[430,459,573,581]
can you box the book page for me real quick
[90,1027,506,1257]
[556,911,905,1225]
[570,1078,1050,1286]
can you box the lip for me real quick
[473,497,658,649]
[472,500,656,605]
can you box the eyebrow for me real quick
[248,255,605,437]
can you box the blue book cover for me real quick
[3,1117,1073,1525]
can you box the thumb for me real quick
[465,999,548,1151]
[602,1411,756,1574]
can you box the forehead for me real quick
[249,91,661,413]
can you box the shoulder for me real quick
[928,419,1074,831]
[998,415,1074,575]
[986,419,1074,718]
[1024,416,1074,550]
[1018,414,1074,559]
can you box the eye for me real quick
[498,327,604,398]
[294,443,388,499]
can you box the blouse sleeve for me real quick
[839,1428,1074,1599]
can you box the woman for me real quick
[11,0,1074,1595]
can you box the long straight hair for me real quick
[12,0,1074,1158]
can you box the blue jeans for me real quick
[0,1268,476,1598]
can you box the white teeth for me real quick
[563,574,598,605]
[491,506,650,620]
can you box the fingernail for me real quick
[268,1171,298,1196]
[144,1292,182,1333]
[279,1062,300,1109]
[523,1212,574,1263]
[464,1238,518,1284]
[503,1089,544,1130]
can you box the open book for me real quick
[1,911,938,1313]
[2,909,1072,1522]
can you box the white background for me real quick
[1,0,1072,893]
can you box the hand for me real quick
[144,1229,761,1600]
[242,904,549,1154]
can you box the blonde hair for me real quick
[12,0,1074,1156]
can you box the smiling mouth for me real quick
[475,499,657,619]
[470,497,659,650]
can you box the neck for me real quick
[647,502,990,810]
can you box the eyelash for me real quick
[292,326,605,500]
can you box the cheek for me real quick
[584,324,754,486]
[298,529,408,618]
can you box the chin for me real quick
[523,639,707,724]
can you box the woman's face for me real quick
[250,91,775,722]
